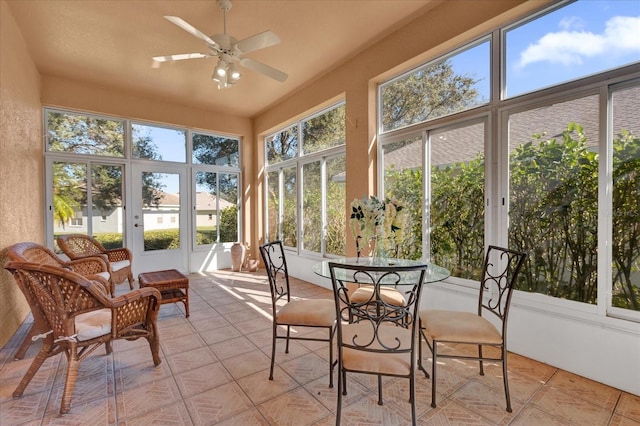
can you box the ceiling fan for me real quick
[153,0,288,89]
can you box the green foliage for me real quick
[430,156,485,278]
[302,104,346,154]
[509,123,599,303]
[381,60,482,131]
[219,205,238,243]
[384,122,639,311]
[143,230,180,251]
[611,130,640,310]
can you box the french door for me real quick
[130,163,187,274]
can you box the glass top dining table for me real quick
[312,257,450,285]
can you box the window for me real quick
[508,96,599,303]
[504,1,640,98]
[378,0,640,318]
[380,39,490,133]
[265,103,346,256]
[381,120,486,279]
[192,133,239,166]
[45,110,241,254]
[194,170,240,245]
[132,123,186,162]
[46,111,125,157]
[610,83,640,315]
[51,160,124,249]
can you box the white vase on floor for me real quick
[231,242,246,272]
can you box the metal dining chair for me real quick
[259,240,336,387]
[329,261,427,426]
[418,245,527,412]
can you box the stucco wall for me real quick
[0,0,43,348]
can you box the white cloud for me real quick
[517,15,640,68]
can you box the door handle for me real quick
[134,223,142,228]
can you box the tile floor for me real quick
[1,269,639,425]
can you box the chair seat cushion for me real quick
[276,299,336,327]
[421,310,502,344]
[351,285,406,306]
[75,308,112,341]
[342,322,412,376]
[95,271,111,281]
[110,260,130,272]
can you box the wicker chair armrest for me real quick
[109,287,161,333]
[105,247,132,263]
[66,256,109,276]
[110,287,161,308]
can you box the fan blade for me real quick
[152,53,211,63]
[235,30,281,54]
[239,58,288,82]
[164,16,218,48]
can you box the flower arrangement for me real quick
[349,196,405,258]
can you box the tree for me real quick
[48,112,163,228]
[381,59,483,131]
[611,130,640,310]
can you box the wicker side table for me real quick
[138,269,189,318]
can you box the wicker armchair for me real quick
[4,261,161,414]
[57,234,134,297]
[5,241,111,360]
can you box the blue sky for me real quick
[505,0,640,96]
[446,0,639,99]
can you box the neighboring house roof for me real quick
[151,192,234,210]
[385,91,639,169]
[194,192,234,210]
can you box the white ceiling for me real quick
[7,0,437,118]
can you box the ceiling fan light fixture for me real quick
[215,58,227,77]
[228,63,241,82]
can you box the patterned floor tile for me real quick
[509,405,575,425]
[118,400,194,425]
[280,352,331,386]
[209,336,258,360]
[185,381,254,425]
[116,376,183,419]
[547,369,621,411]
[530,386,612,425]
[220,349,271,380]
[337,391,413,425]
[449,380,520,425]
[41,393,116,425]
[257,386,331,426]
[198,325,243,345]
[174,362,234,398]
[303,374,369,412]
[616,392,640,422]
[166,346,218,375]
[0,271,631,425]
[236,365,299,405]
[417,398,495,425]
[0,390,50,424]
[47,369,115,412]
[214,407,270,426]
[115,360,172,392]
[161,332,206,357]
[609,413,640,426]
